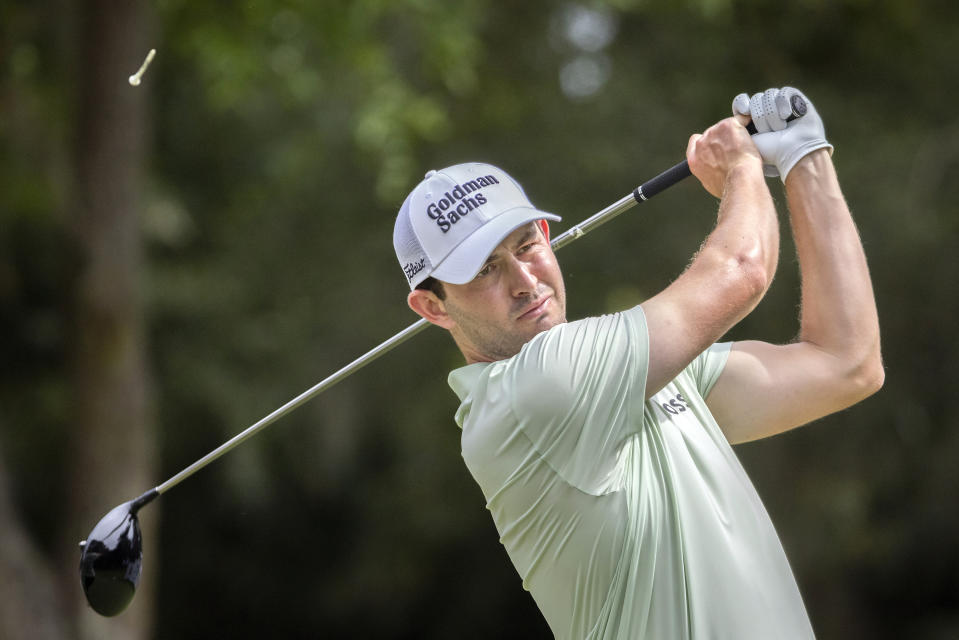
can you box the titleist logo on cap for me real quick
[425,174,499,233]
[404,258,426,282]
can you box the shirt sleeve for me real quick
[501,306,649,495]
[686,341,732,398]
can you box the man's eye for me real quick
[477,264,493,277]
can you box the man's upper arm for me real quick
[640,246,770,401]
[705,339,875,444]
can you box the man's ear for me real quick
[538,219,551,243]
[407,289,455,330]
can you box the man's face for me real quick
[439,221,567,363]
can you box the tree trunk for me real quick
[0,442,70,640]
[65,1,156,638]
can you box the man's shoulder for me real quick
[450,308,650,409]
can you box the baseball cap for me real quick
[393,162,561,289]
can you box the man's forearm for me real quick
[643,140,779,399]
[785,150,884,394]
[710,161,780,284]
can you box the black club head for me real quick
[79,500,145,616]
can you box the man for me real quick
[393,87,882,639]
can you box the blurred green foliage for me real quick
[2,0,958,638]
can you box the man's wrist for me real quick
[783,148,831,188]
[726,155,765,185]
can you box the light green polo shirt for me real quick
[448,306,815,639]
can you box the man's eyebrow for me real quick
[483,223,541,265]
[505,224,539,254]
[513,224,539,247]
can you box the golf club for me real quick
[79,95,808,617]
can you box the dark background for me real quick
[1,0,957,638]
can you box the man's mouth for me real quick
[517,295,551,320]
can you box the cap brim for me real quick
[430,207,561,285]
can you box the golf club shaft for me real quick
[151,159,696,498]
[550,160,691,251]
[155,317,431,495]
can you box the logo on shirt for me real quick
[659,392,690,416]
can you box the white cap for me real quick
[393,162,561,289]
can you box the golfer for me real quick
[394,87,882,639]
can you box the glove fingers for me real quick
[731,93,751,116]
[775,92,792,120]
[755,88,788,132]
[748,93,768,132]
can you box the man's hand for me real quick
[686,116,763,198]
[732,87,833,182]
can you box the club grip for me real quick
[633,160,692,202]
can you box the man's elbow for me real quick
[844,349,885,404]
[735,250,775,307]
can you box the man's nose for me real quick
[507,258,538,296]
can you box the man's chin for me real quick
[527,312,565,337]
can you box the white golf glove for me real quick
[731,87,833,181]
